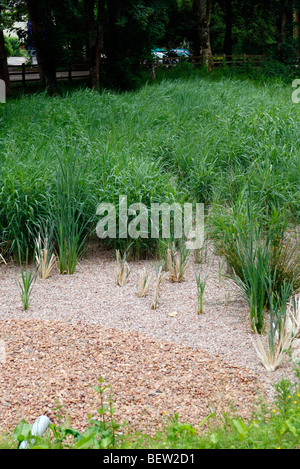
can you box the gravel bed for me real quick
[0,241,298,434]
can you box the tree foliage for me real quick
[1,0,299,93]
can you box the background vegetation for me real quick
[1,0,300,94]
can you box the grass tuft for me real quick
[115,250,131,286]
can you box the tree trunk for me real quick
[223,0,233,56]
[84,0,106,90]
[107,0,122,53]
[273,0,294,59]
[26,0,57,95]
[193,0,214,71]
[294,8,300,56]
[0,6,11,98]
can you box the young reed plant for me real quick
[115,250,131,286]
[137,268,151,298]
[194,240,208,265]
[209,193,299,333]
[53,154,93,275]
[286,295,300,339]
[167,241,189,283]
[195,270,208,315]
[151,264,163,310]
[218,259,226,287]
[250,282,295,372]
[15,245,38,311]
[35,234,56,280]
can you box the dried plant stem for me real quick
[286,295,300,339]
[218,259,226,287]
[251,285,297,372]
[151,266,163,310]
[194,243,208,265]
[115,250,131,286]
[137,268,151,298]
[250,326,294,372]
[167,242,189,283]
[225,292,230,306]
[0,253,7,265]
[35,235,56,280]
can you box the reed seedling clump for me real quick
[250,283,296,372]
[15,246,38,311]
[151,265,163,310]
[209,194,300,333]
[115,250,131,286]
[53,154,94,275]
[167,242,189,283]
[195,270,208,315]
[137,268,151,298]
[35,234,56,280]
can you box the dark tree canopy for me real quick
[0,0,299,93]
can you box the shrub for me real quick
[4,36,27,57]
[4,36,13,57]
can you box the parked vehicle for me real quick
[164,48,192,65]
[151,49,166,59]
[151,49,167,65]
[151,48,192,66]
[166,49,191,58]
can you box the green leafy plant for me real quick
[250,282,295,372]
[209,193,299,333]
[53,154,93,275]
[7,368,300,449]
[195,270,208,315]
[61,377,122,449]
[12,377,123,449]
[15,245,38,311]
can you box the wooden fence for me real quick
[8,62,90,88]
[154,54,265,68]
[8,54,266,88]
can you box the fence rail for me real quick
[8,62,90,87]
[8,54,266,88]
[154,54,265,68]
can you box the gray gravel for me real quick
[0,241,298,398]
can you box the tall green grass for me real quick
[53,153,94,274]
[209,189,300,332]
[0,74,299,260]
